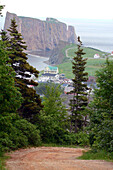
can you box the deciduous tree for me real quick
[36,83,68,143]
[89,60,113,151]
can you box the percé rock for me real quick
[4,12,77,51]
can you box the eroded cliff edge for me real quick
[4,12,77,51]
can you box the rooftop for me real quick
[47,66,58,71]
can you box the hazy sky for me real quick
[1,0,113,20]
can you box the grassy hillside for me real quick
[67,45,108,58]
[56,45,112,79]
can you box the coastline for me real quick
[27,54,49,71]
[27,53,49,59]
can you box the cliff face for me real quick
[4,12,77,51]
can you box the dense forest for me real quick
[0,5,113,167]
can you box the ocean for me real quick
[27,54,49,71]
[60,18,113,53]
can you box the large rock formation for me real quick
[4,12,77,51]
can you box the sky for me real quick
[0,0,113,20]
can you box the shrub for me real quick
[92,120,113,152]
[0,113,41,152]
[14,119,41,146]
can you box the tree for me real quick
[0,40,22,113]
[89,60,113,151]
[6,18,43,121]
[0,30,9,42]
[0,5,4,16]
[69,36,89,133]
[35,83,68,143]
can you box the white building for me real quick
[44,66,59,74]
[38,66,59,82]
[111,51,113,56]
[94,54,100,59]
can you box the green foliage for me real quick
[35,82,63,95]
[5,18,43,120]
[0,5,5,16]
[35,111,68,144]
[0,113,41,152]
[14,119,41,146]
[0,40,22,113]
[57,58,109,79]
[69,37,89,133]
[42,83,67,120]
[35,83,68,143]
[78,150,113,162]
[74,131,89,146]
[89,60,113,152]
[62,131,89,146]
[0,151,8,170]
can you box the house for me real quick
[41,73,59,81]
[38,66,59,82]
[111,51,113,56]
[44,66,59,74]
[94,54,100,59]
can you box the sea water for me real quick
[61,18,113,53]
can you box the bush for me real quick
[14,119,41,146]
[92,120,113,152]
[63,131,89,146]
[0,113,41,152]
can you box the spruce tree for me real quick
[6,18,43,121]
[0,40,22,113]
[69,36,89,133]
[0,30,9,42]
[0,5,4,16]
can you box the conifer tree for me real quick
[0,30,9,42]
[69,36,89,133]
[6,18,43,121]
[0,5,4,16]
[0,40,22,113]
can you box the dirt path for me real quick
[6,147,113,170]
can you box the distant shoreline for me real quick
[27,53,49,59]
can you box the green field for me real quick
[67,45,108,58]
[57,59,106,79]
[56,45,112,79]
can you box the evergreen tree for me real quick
[0,40,22,113]
[0,30,9,42]
[0,5,4,16]
[69,36,89,133]
[6,18,43,121]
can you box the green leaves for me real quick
[0,113,41,152]
[89,60,113,152]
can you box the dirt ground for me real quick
[6,147,113,170]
